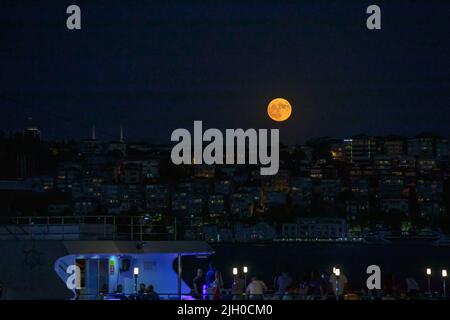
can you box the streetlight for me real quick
[442,269,447,299]
[334,267,341,301]
[232,266,249,288]
[231,266,249,300]
[243,266,248,288]
[133,267,139,294]
[426,268,432,296]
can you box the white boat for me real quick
[0,216,214,300]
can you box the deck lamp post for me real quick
[426,268,432,296]
[442,269,447,299]
[133,267,139,294]
[243,266,249,289]
[232,266,248,288]
[334,267,341,301]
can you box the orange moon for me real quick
[267,98,292,122]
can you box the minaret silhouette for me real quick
[119,125,124,142]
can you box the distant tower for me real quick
[24,116,41,140]
[82,125,100,154]
[107,125,126,156]
[119,125,124,142]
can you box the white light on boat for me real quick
[427,268,432,276]
[243,266,248,274]
[442,269,448,278]
[134,267,139,276]
[232,267,238,275]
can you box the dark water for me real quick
[182,242,450,291]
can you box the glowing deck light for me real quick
[133,267,139,276]
[443,269,448,278]
[243,266,248,274]
[232,267,238,275]
[427,268,432,276]
[334,268,341,277]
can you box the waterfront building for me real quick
[416,158,436,173]
[436,139,450,161]
[392,155,416,170]
[194,164,215,178]
[145,184,169,214]
[316,179,341,203]
[380,198,409,214]
[48,203,72,215]
[264,191,287,207]
[118,161,143,184]
[106,201,131,215]
[179,179,210,195]
[383,139,405,157]
[281,224,298,238]
[30,175,55,192]
[142,159,160,180]
[346,199,370,220]
[373,155,392,173]
[0,179,33,192]
[343,136,377,166]
[309,163,324,179]
[407,136,434,157]
[379,175,405,198]
[187,194,204,222]
[230,193,254,219]
[214,180,234,195]
[282,218,347,239]
[330,140,344,161]
[418,201,445,218]
[56,163,82,192]
[74,197,98,215]
[261,170,290,192]
[416,179,444,199]
[202,224,233,242]
[208,195,226,219]
[247,222,276,241]
[291,177,312,207]
[172,192,189,212]
[350,178,370,197]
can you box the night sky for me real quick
[1,0,450,143]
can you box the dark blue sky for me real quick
[1,0,450,143]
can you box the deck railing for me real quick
[0,215,170,241]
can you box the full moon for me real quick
[267,98,292,122]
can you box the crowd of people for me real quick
[191,264,349,300]
[191,265,439,300]
[95,283,160,300]
[71,264,438,301]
